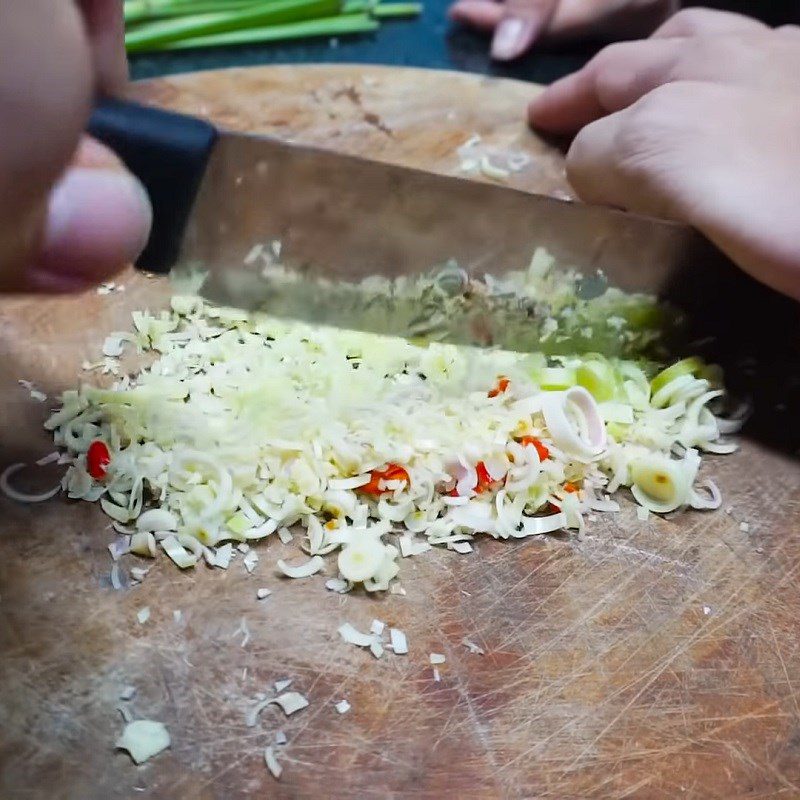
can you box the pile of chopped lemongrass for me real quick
[124,0,422,54]
[33,253,743,591]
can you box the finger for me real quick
[491,0,558,61]
[528,38,684,135]
[565,110,630,210]
[77,0,128,93]
[565,82,718,223]
[448,0,505,33]
[0,2,93,291]
[21,135,152,293]
[651,7,768,39]
[564,103,682,220]
[545,0,678,42]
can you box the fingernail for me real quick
[491,17,528,60]
[38,168,152,286]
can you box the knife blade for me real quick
[89,98,723,356]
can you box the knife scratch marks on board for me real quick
[490,542,763,775]
[578,535,695,574]
[449,648,506,786]
[515,571,784,776]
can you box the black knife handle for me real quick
[88,98,218,273]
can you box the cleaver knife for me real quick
[89,98,723,356]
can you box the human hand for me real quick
[448,0,679,62]
[528,8,791,133]
[528,10,800,301]
[0,1,152,293]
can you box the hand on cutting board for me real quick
[0,0,152,293]
[529,9,800,301]
[449,0,679,62]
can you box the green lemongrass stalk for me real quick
[341,0,371,12]
[140,13,378,51]
[125,0,340,52]
[124,0,171,24]
[125,0,262,24]
[371,2,421,18]
[341,0,420,17]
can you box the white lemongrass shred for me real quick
[0,463,60,504]
[116,720,170,765]
[338,622,374,648]
[389,628,408,655]
[264,746,282,779]
[335,699,351,714]
[41,280,738,585]
[277,556,324,579]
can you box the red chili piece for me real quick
[519,436,550,461]
[475,461,495,494]
[87,440,111,480]
[361,463,410,495]
[488,376,510,398]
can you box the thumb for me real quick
[491,0,557,61]
[25,137,152,293]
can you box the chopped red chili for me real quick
[518,436,550,461]
[488,375,510,398]
[360,463,410,495]
[475,461,495,493]
[86,440,111,480]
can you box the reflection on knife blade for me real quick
[186,245,681,359]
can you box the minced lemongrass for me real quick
[130,531,157,557]
[338,622,374,648]
[277,556,324,578]
[46,290,737,584]
[389,628,408,654]
[370,640,384,659]
[136,508,178,532]
[116,720,170,764]
[264,745,282,779]
[161,535,199,569]
[479,156,510,182]
[269,691,309,716]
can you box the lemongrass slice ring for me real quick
[338,537,386,583]
[630,454,689,513]
[540,386,606,462]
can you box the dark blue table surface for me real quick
[131,1,800,86]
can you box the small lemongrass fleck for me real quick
[334,699,351,714]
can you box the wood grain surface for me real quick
[1,64,800,800]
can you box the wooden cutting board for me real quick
[2,64,800,800]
